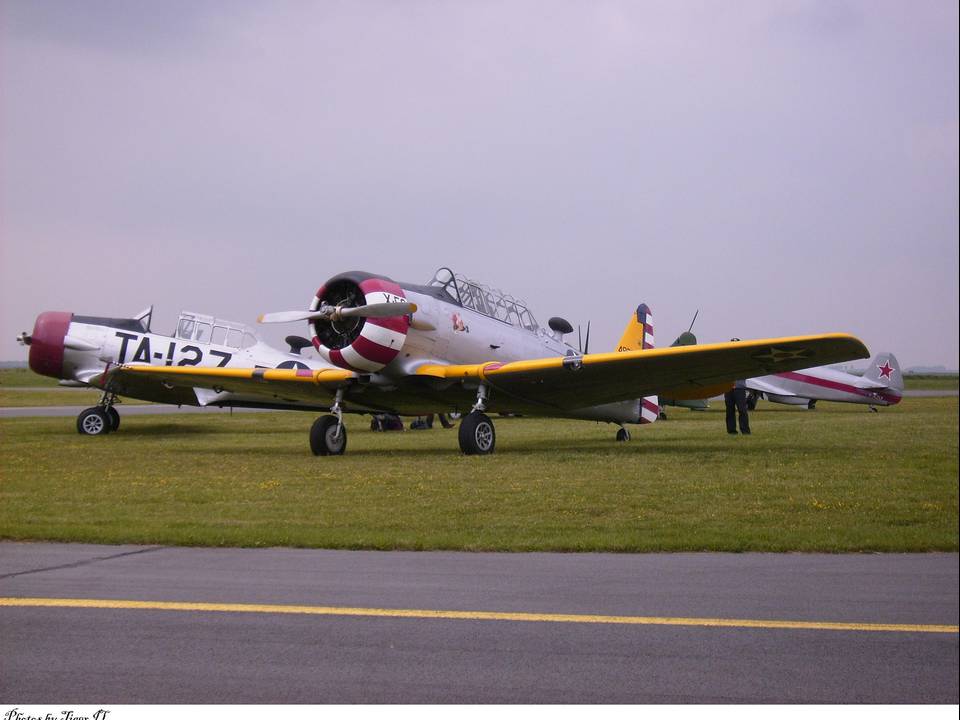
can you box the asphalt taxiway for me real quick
[1,543,956,703]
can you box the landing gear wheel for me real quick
[458,411,496,455]
[616,427,631,442]
[746,392,759,411]
[807,400,817,411]
[77,407,112,436]
[106,406,121,431]
[310,415,347,456]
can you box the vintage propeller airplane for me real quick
[17,306,333,435]
[19,267,870,455]
[744,352,903,411]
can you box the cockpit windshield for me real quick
[428,267,539,332]
[175,311,258,349]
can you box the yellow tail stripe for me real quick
[1,597,956,634]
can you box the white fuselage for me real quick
[745,366,901,407]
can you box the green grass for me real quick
[0,389,148,407]
[0,368,60,387]
[0,389,103,407]
[904,374,959,391]
[1,399,956,552]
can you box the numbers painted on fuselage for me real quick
[115,332,233,367]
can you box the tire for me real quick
[458,411,496,455]
[746,392,758,411]
[77,407,111,436]
[106,407,121,431]
[616,427,631,442]
[310,415,347,456]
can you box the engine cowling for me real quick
[309,272,409,372]
[28,311,72,379]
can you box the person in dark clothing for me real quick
[724,338,750,435]
[725,379,751,435]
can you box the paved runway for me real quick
[1,543,956,703]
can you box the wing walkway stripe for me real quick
[1,597,956,634]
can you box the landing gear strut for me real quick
[459,384,496,455]
[76,391,120,436]
[309,388,347,456]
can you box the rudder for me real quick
[616,303,654,352]
[863,352,904,390]
[616,304,658,424]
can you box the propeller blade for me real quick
[258,310,325,324]
[336,302,417,319]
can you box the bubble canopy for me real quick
[428,267,539,331]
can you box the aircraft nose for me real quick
[27,311,73,378]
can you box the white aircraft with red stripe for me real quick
[17,307,334,435]
[744,352,903,411]
[19,266,871,455]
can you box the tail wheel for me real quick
[310,415,347,456]
[616,427,631,442]
[77,407,112,436]
[458,412,496,455]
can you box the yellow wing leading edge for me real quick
[103,333,869,415]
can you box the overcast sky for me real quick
[2,0,957,369]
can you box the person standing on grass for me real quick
[724,338,751,435]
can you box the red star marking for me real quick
[877,361,895,379]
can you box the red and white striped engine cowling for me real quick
[309,275,409,373]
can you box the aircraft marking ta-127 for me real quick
[20,267,870,455]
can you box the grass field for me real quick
[1,398,956,552]
[0,389,149,407]
[0,368,60,387]
[903,374,960,391]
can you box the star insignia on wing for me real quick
[751,346,814,364]
[877,361,895,379]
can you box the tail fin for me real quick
[863,352,904,390]
[616,304,658,424]
[616,303,654,352]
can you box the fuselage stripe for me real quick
[776,371,901,404]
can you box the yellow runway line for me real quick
[1,597,957,634]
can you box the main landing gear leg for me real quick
[310,388,348,456]
[77,391,120,436]
[459,385,496,455]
